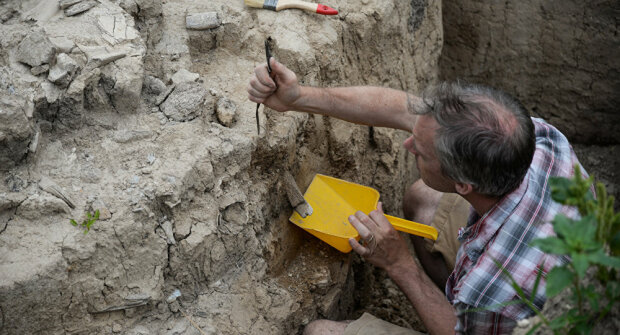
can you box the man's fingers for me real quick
[270,58,297,84]
[254,63,276,88]
[248,81,274,97]
[349,238,370,257]
[348,214,372,238]
[355,210,379,228]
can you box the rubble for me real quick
[186,12,221,30]
[215,97,237,127]
[47,53,80,88]
[170,68,199,85]
[160,82,211,122]
[15,28,56,67]
[0,0,447,334]
[64,0,97,17]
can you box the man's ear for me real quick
[455,182,473,195]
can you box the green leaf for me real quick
[572,253,589,279]
[610,231,620,256]
[550,177,572,204]
[589,251,620,268]
[531,237,570,255]
[70,219,78,226]
[551,215,574,240]
[94,210,100,220]
[87,212,92,219]
[530,265,544,302]
[546,266,573,297]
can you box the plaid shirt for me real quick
[445,118,585,334]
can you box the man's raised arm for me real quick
[247,58,419,132]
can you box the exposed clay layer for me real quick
[0,0,441,333]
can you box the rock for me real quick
[186,12,221,30]
[48,53,80,88]
[31,65,49,76]
[91,200,112,220]
[49,36,75,53]
[97,13,139,45]
[65,0,97,16]
[100,55,144,113]
[15,28,56,67]
[16,193,71,220]
[112,129,153,143]
[59,0,83,10]
[170,69,199,85]
[155,85,175,106]
[160,221,176,245]
[79,45,127,68]
[216,97,237,127]
[0,94,34,168]
[160,82,210,122]
[142,75,166,104]
[39,176,76,209]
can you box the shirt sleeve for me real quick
[454,302,518,335]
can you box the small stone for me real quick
[168,300,180,313]
[48,53,80,88]
[59,0,83,9]
[30,64,49,76]
[65,0,97,16]
[112,323,122,333]
[130,176,140,185]
[93,199,112,220]
[49,36,75,53]
[155,85,175,106]
[147,153,156,165]
[186,12,221,30]
[216,97,237,127]
[160,82,210,122]
[517,318,530,328]
[170,69,199,85]
[143,75,166,99]
[16,28,56,67]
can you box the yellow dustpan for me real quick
[289,174,438,253]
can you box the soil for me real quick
[1,0,618,334]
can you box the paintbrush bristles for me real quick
[244,0,269,9]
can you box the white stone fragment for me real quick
[16,29,55,67]
[186,12,221,30]
[65,0,97,17]
[59,0,82,10]
[48,53,80,88]
[170,68,199,85]
[49,36,75,53]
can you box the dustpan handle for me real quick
[385,215,438,241]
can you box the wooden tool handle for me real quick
[385,215,438,240]
[277,0,338,15]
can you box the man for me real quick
[247,58,583,334]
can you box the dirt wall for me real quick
[440,0,620,145]
[0,0,442,334]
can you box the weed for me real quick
[488,165,620,334]
[70,210,100,234]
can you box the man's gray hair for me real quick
[416,81,535,197]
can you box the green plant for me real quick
[70,210,100,234]
[487,165,620,335]
[527,165,620,334]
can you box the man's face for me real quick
[403,115,455,193]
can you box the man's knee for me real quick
[303,319,350,335]
[403,179,443,224]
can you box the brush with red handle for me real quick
[245,0,338,15]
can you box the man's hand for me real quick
[348,202,415,273]
[247,58,301,112]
